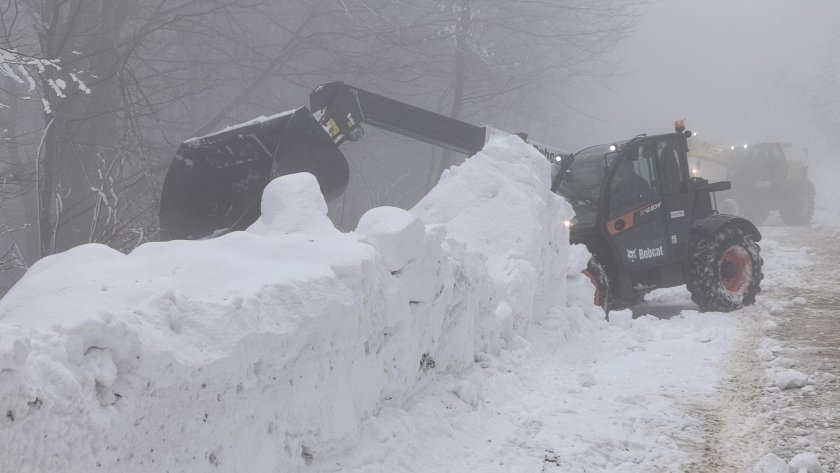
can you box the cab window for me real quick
[609,142,659,215]
[656,136,685,194]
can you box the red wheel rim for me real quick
[583,269,603,306]
[718,246,752,293]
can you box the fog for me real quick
[1,0,838,294]
[555,0,840,151]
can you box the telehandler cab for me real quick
[553,124,763,312]
[160,83,763,312]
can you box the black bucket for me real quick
[159,107,349,240]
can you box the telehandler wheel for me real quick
[687,226,763,312]
[583,257,611,312]
[779,180,815,226]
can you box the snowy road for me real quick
[749,225,840,471]
[308,309,742,472]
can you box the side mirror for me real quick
[705,181,731,192]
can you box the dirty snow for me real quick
[0,136,830,472]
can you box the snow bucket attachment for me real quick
[159,107,349,240]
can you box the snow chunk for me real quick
[752,453,788,473]
[768,304,785,316]
[820,372,837,383]
[566,243,590,276]
[247,172,334,234]
[0,331,30,372]
[788,452,823,473]
[770,368,809,390]
[356,206,425,272]
[757,348,776,362]
[82,347,119,387]
[608,309,633,330]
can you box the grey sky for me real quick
[557,0,840,150]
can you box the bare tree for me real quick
[2,0,287,256]
[317,0,648,218]
[0,0,649,282]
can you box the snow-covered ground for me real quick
[308,307,740,472]
[0,136,830,472]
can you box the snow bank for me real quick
[0,136,575,472]
[412,137,573,349]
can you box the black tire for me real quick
[687,226,763,312]
[583,257,611,312]
[779,179,815,226]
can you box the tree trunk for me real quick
[37,0,123,255]
[0,85,36,292]
[450,0,469,122]
[426,0,471,191]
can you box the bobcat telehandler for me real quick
[160,82,763,312]
[687,140,815,225]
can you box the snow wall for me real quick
[0,136,588,473]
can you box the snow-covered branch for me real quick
[0,46,90,111]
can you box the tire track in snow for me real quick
[680,308,769,472]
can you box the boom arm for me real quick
[311,82,487,156]
[310,81,568,162]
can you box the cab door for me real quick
[604,139,670,276]
[655,134,693,259]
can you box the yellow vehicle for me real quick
[687,139,814,225]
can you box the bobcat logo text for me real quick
[626,245,664,262]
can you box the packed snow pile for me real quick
[0,136,576,473]
[412,140,574,349]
